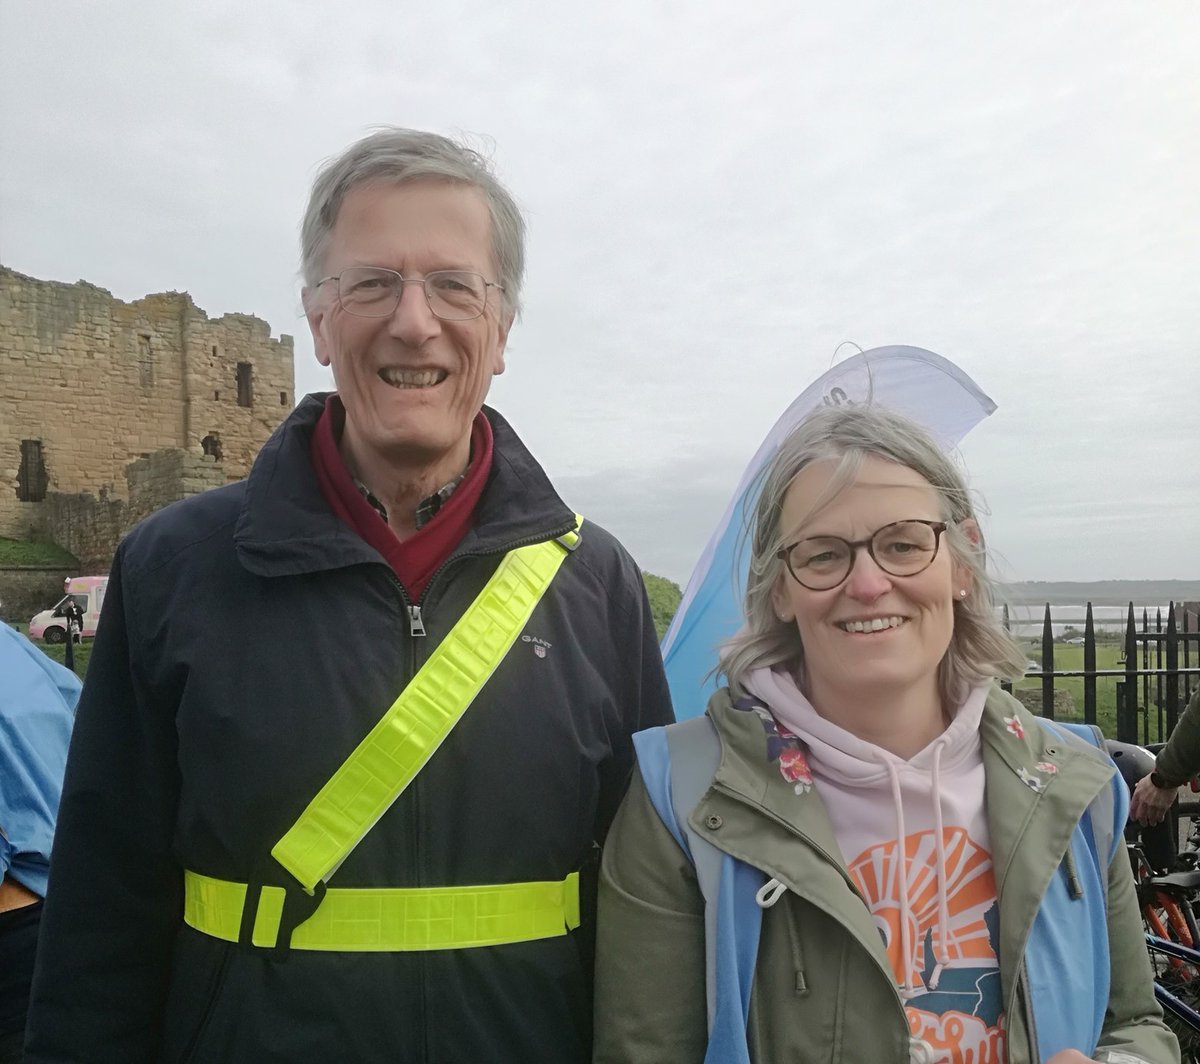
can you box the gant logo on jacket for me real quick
[521,634,551,658]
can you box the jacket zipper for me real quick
[407,605,426,637]
[381,517,574,1064]
[384,570,428,1062]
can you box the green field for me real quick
[1012,640,1188,741]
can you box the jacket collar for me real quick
[233,394,574,578]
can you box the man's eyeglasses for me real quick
[776,519,949,591]
[315,266,504,321]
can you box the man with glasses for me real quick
[26,129,673,1064]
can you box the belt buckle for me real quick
[237,867,327,959]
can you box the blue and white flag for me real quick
[661,345,998,718]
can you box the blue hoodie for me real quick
[0,625,81,897]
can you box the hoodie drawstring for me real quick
[927,742,952,991]
[885,763,918,1000]
[887,741,953,999]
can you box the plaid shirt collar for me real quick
[353,469,468,530]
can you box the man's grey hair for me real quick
[717,403,1025,706]
[300,128,526,317]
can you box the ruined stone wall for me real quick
[126,450,226,525]
[43,489,128,575]
[40,450,227,573]
[0,265,294,540]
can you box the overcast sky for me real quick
[3,1,1197,587]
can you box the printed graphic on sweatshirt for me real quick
[849,828,1005,1064]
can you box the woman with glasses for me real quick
[594,405,1175,1064]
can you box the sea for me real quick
[1001,604,1175,639]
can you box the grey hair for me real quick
[300,128,526,317]
[717,403,1025,706]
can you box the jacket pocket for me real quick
[162,928,233,1064]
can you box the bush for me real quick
[642,572,683,639]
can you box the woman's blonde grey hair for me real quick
[300,127,526,317]
[717,403,1025,706]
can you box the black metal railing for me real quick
[1001,602,1200,744]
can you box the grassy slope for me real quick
[0,538,79,567]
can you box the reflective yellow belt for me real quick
[184,517,583,953]
[184,870,580,951]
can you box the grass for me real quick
[0,537,79,567]
[7,622,91,678]
[1012,640,1183,740]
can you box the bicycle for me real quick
[1108,738,1200,1055]
[1145,933,1200,1061]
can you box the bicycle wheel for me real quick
[1147,937,1200,1061]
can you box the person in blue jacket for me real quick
[0,624,80,1063]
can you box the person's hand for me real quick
[1044,1050,1096,1064]
[1130,773,1177,826]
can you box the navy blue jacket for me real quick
[25,396,673,1063]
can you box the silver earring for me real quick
[958,589,968,598]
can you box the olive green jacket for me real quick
[595,687,1178,1064]
[1154,687,1200,789]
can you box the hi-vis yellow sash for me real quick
[184,517,583,952]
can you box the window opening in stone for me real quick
[280,391,288,406]
[214,390,220,401]
[200,433,223,461]
[138,334,154,388]
[236,362,253,407]
[16,439,49,502]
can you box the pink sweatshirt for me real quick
[743,668,1007,1064]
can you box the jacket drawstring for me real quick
[754,878,807,994]
[1063,841,1083,900]
[756,878,787,908]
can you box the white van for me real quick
[29,575,109,644]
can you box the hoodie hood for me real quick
[742,667,989,784]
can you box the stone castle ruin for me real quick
[1,265,295,572]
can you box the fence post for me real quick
[1154,607,1165,743]
[1142,606,1152,743]
[1041,603,1055,719]
[1166,603,1180,736]
[1186,607,1194,699]
[1118,603,1138,743]
[1083,602,1097,727]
